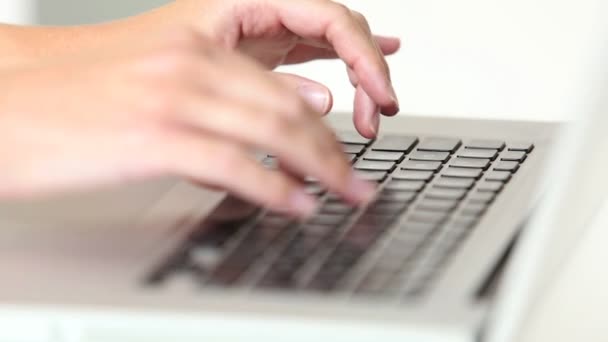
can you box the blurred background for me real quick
[1,0,604,122]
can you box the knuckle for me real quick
[332,2,353,20]
[259,113,294,139]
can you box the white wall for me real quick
[0,1,35,24]
[6,0,607,121]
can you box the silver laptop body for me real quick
[0,113,560,342]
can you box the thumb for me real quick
[273,72,333,115]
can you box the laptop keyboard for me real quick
[149,134,534,300]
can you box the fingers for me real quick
[273,72,333,115]
[283,35,401,65]
[353,85,381,139]
[273,0,400,115]
[153,131,318,217]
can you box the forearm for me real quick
[0,2,202,68]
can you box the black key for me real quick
[417,199,458,212]
[461,203,488,216]
[337,132,371,145]
[477,181,504,192]
[356,170,388,182]
[494,161,520,173]
[385,180,426,192]
[322,203,355,215]
[354,160,395,171]
[371,135,418,152]
[363,151,404,161]
[425,188,468,200]
[308,214,347,226]
[450,157,491,169]
[418,138,462,153]
[457,149,498,160]
[401,160,443,172]
[378,190,418,203]
[442,167,483,179]
[325,193,344,202]
[468,192,496,204]
[500,151,527,162]
[368,202,409,215]
[465,139,506,150]
[508,142,535,152]
[433,177,475,189]
[485,171,512,182]
[392,170,435,182]
[409,212,449,224]
[343,144,366,154]
[300,224,334,236]
[409,151,451,163]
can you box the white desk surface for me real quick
[280,0,604,122]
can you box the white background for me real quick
[3,0,606,121]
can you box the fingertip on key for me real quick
[348,173,377,204]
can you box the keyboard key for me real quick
[425,188,468,200]
[305,184,325,196]
[433,177,476,189]
[300,223,334,236]
[465,139,506,150]
[363,151,404,161]
[343,144,366,154]
[354,160,395,171]
[356,170,388,182]
[368,202,409,215]
[477,181,504,192]
[442,167,483,179]
[308,214,347,226]
[500,151,527,162]
[450,157,491,169]
[461,203,488,217]
[371,135,418,152]
[392,170,435,182]
[409,151,451,162]
[385,180,426,192]
[508,142,535,152]
[321,203,355,215]
[468,192,496,204]
[409,212,450,224]
[337,132,371,145]
[494,161,520,173]
[417,199,458,212]
[401,160,443,172]
[378,190,418,203]
[456,149,498,160]
[485,171,512,182]
[417,138,462,152]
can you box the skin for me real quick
[0,0,401,217]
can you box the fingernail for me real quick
[298,84,330,113]
[289,189,318,217]
[348,174,376,203]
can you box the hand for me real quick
[0,29,374,216]
[164,0,401,138]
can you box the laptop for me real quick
[0,44,605,342]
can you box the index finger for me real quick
[272,0,399,114]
